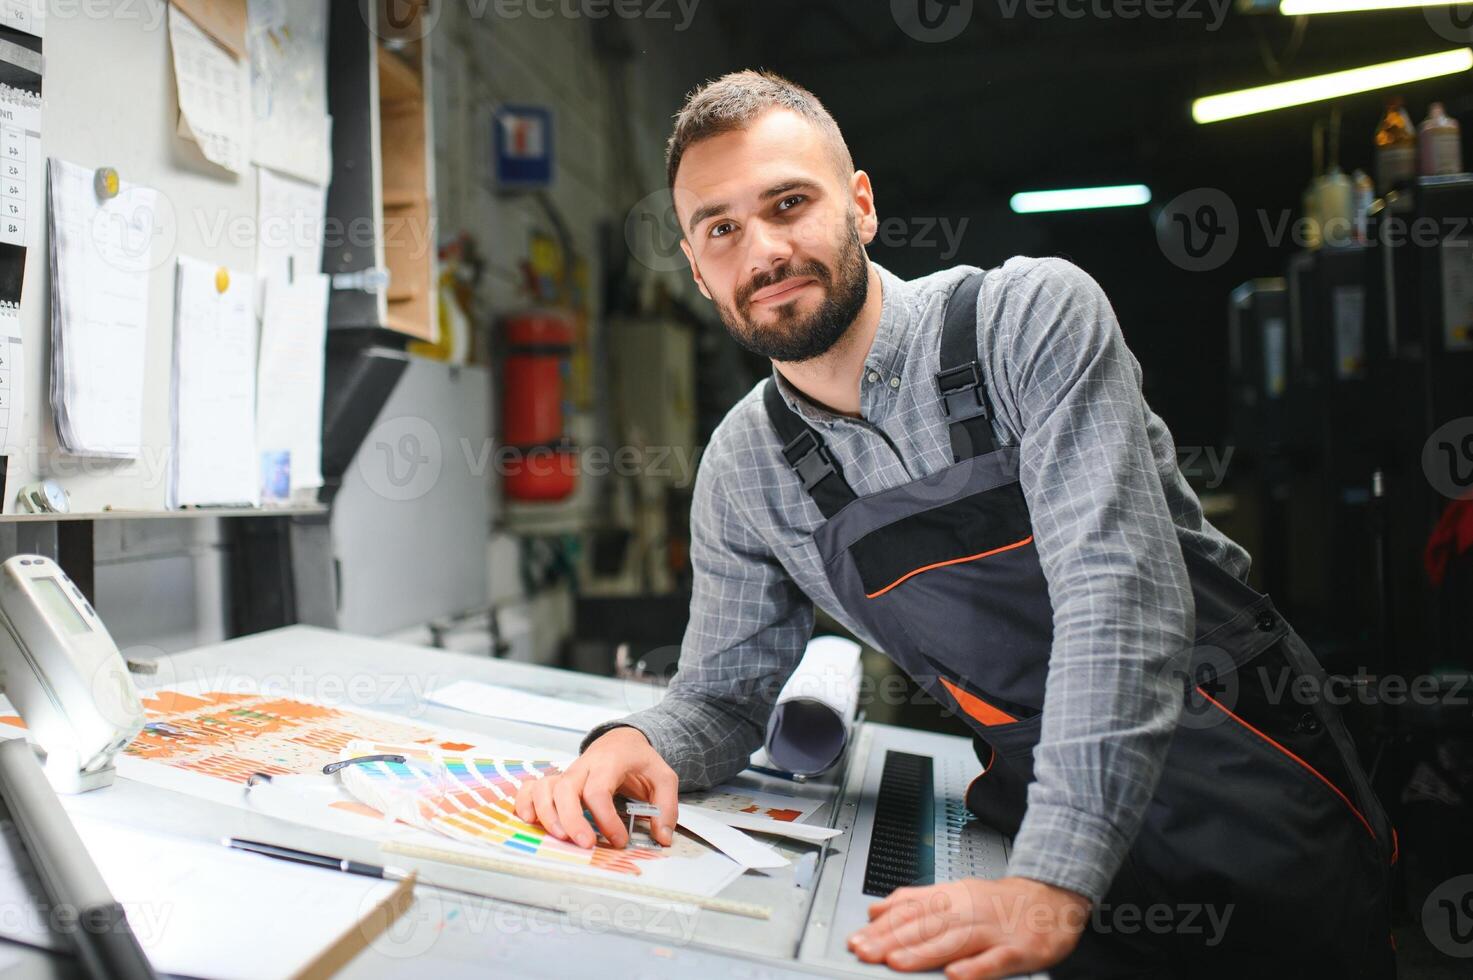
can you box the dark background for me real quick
[679,3,1465,448]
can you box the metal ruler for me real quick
[381,840,773,920]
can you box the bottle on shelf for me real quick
[1374,97,1416,193]
[1317,108,1354,247]
[1351,169,1374,244]
[1418,101,1462,176]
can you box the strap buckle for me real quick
[782,430,837,492]
[935,361,987,420]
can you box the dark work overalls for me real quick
[763,273,1396,978]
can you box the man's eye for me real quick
[778,195,805,211]
[709,222,735,239]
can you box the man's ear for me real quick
[851,170,879,246]
[680,238,712,300]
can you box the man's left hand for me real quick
[847,876,1091,978]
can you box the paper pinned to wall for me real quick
[0,302,24,456]
[247,0,330,185]
[170,256,259,508]
[0,28,42,250]
[48,158,158,459]
[171,0,247,59]
[0,1,44,38]
[169,4,252,175]
[256,272,328,495]
[254,166,325,307]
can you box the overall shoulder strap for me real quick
[762,378,857,520]
[937,271,997,461]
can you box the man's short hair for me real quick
[665,69,854,191]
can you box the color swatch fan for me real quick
[336,741,658,875]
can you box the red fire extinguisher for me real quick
[501,311,577,501]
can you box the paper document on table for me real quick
[679,805,842,843]
[257,272,328,494]
[764,635,863,776]
[426,678,660,733]
[170,4,252,174]
[247,0,330,184]
[70,816,410,980]
[47,158,157,458]
[338,740,744,898]
[170,256,259,508]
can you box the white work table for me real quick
[0,625,981,979]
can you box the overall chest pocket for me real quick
[847,481,1035,598]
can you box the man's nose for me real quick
[745,220,793,277]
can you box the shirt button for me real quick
[889,377,901,389]
[867,371,879,383]
[1256,611,1276,632]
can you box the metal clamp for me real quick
[331,268,391,294]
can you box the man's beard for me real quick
[714,222,869,363]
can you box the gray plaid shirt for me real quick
[587,256,1250,903]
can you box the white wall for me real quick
[71,6,731,657]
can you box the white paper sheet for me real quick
[254,166,326,308]
[0,0,44,37]
[0,82,40,248]
[764,636,863,776]
[0,303,22,455]
[70,816,401,980]
[256,273,327,494]
[171,257,259,508]
[247,0,330,184]
[675,806,788,870]
[678,804,841,844]
[426,678,662,733]
[169,5,252,175]
[48,158,157,458]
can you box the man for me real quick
[514,71,1394,978]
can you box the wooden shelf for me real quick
[377,47,423,102]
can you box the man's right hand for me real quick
[513,726,679,850]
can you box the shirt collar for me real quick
[770,261,912,427]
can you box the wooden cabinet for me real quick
[324,1,437,341]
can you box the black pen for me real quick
[224,837,411,881]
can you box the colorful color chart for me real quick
[339,741,661,876]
